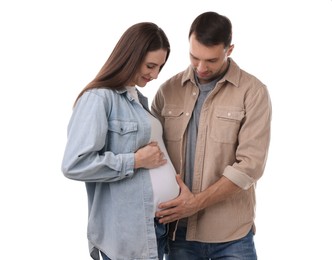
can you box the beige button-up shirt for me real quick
[151,58,272,242]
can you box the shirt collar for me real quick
[181,58,241,88]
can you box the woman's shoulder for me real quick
[78,88,120,112]
[85,87,127,101]
[87,87,116,97]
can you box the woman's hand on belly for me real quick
[134,142,167,169]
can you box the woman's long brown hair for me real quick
[74,22,170,106]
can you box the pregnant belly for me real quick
[149,162,180,212]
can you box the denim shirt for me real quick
[61,88,159,260]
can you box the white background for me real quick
[1,0,331,259]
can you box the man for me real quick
[151,11,272,259]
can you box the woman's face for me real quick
[129,49,168,87]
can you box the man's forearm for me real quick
[195,176,242,211]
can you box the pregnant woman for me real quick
[61,22,179,260]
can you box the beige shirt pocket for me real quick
[210,107,244,144]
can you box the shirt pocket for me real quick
[107,120,138,153]
[210,107,244,144]
[161,107,184,142]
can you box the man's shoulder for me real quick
[229,60,267,91]
[161,67,191,88]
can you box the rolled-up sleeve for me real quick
[223,84,272,190]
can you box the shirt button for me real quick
[193,92,197,96]
[186,112,189,116]
[227,112,231,117]
[168,111,172,115]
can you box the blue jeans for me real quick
[155,219,169,260]
[165,226,257,260]
[100,251,110,260]
[101,219,168,260]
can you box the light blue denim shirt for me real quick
[61,88,158,260]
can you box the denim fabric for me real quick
[62,88,159,259]
[166,226,257,260]
[100,220,168,260]
[101,251,110,260]
[155,220,169,260]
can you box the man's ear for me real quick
[227,44,234,56]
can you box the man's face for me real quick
[189,34,233,84]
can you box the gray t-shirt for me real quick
[184,77,220,190]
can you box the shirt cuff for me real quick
[121,153,135,178]
[223,165,255,190]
